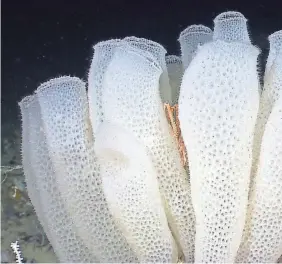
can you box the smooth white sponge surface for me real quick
[95,121,178,263]
[179,40,260,262]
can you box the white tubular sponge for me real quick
[123,36,172,105]
[88,39,121,137]
[19,94,96,263]
[165,55,183,105]
[265,30,282,76]
[95,121,178,263]
[178,25,213,70]
[102,42,196,262]
[36,76,137,263]
[213,11,251,43]
[236,99,282,262]
[249,30,282,180]
[179,11,260,262]
[123,36,167,69]
[236,41,282,263]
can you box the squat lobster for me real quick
[163,103,187,167]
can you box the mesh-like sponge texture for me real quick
[179,39,260,262]
[213,11,251,43]
[236,99,282,262]
[178,25,213,70]
[19,95,53,254]
[88,37,171,131]
[123,36,167,69]
[36,76,137,262]
[19,94,96,262]
[95,121,178,262]
[88,39,121,137]
[249,31,282,182]
[265,30,282,77]
[236,43,282,263]
[102,43,195,262]
[123,36,172,105]
[165,55,183,105]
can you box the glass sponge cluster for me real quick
[19,11,282,263]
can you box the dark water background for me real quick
[2,0,282,125]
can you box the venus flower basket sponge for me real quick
[19,11,282,263]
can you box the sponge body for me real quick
[95,121,178,263]
[36,77,137,262]
[179,40,260,262]
[102,43,196,261]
